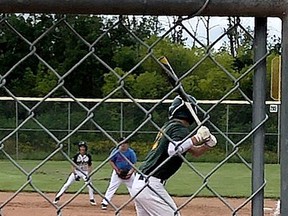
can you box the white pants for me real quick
[102,170,135,205]
[131,173,180,216]
[56,170,94,200]
[274,200,280,216]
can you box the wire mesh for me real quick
[0,13,275,215]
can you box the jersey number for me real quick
[152,131,163,150]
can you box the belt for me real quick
[138,174,166,184]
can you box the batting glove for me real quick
[195,126,211,143]
[205,134,217,148]
[74,173,81,181]
[84,176,90,182]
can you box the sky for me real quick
[159,16,282,49]
[20,14,283,51]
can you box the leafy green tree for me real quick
[10,67,36,96]
[112,46,139,72]
[33,64,58,96]
[132,71,168,98]
[102,67,136,98]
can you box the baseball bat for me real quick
[158,56,202,126]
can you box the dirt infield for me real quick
[0,192,278,216]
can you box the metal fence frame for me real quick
[0,1,286,215]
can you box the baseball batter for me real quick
[101,137,137,210]
[131,95,217,216]
[53,141,96,205]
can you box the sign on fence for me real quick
[271,56,281,101]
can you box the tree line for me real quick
[0,14,281,161]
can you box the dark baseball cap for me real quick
[119,137,128,143]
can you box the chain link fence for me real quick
[0,98,280,161]
[0,4,283,216]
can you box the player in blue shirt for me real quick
[101,137,137,210]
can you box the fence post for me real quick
[120,102,124,137]
[68,101,71,156]
[252,17,267,216]
[277,105,281,164]
[225,104,229,157]
[15,101,19,160]
[280,14,288,216]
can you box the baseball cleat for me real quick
[90,199,96,206]
[101,203,107,210]
[53,197,60,204]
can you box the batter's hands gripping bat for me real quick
[158,56,202,126]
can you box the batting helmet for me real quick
[168,95,197,125]
[78,141,88,151]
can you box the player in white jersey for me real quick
[53,141,96,205]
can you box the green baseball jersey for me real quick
[139,119,190,180]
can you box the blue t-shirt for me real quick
[110,148,137,170]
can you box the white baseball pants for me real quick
[102,170,135,205]
[56,170,94,200]
[131,173,180,216]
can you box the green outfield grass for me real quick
[0,160,280,198]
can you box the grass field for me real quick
[0,160,280,198]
